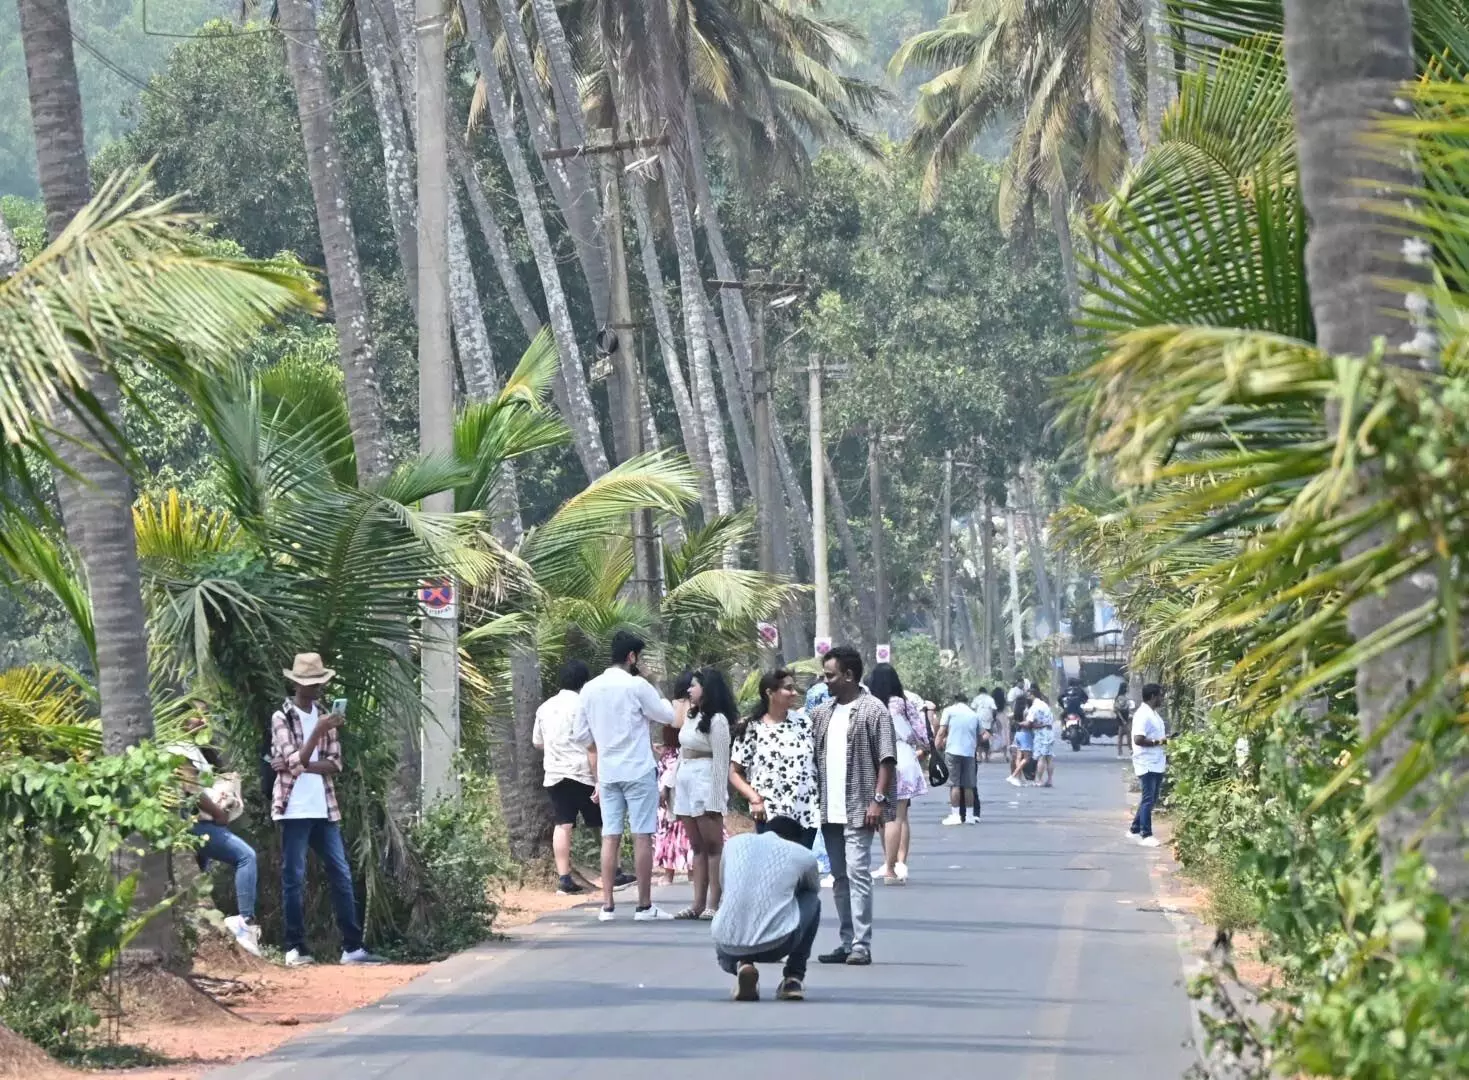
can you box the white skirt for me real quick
[673,757,720,816]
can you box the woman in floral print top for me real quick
[729,668,820,847]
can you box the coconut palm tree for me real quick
[275,0,393,480]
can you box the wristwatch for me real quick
[873,792,889,805]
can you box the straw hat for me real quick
[283,652,335,686]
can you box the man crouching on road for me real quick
[711,815,822,1002]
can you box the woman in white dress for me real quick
[868,663,930,884]
[673,666,736,919]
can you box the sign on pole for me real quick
[419,580,456,619]
[814,636,833,659]
[756,621,780,651]
[875,643,892,664]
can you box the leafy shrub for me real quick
[892,632,974,705]
[0,745,198,1052]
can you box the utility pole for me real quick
[417,0,458,805]
[979,501,997,678]
[809,355,829,657]
[940,450,953,652]
[870,431,888,650]
[543,132,670,607]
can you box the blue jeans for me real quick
[191,821,257,920]
[280,819,363,953]
[1131,771,1165,838]
[717,888,821,980]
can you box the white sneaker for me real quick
[1137,836,1162,848]
[894,862,909,882]
[1006,775,1021,787]
[283,948,315,967]
[820,874,835,889]
[224,915,262,958]
[966,816,981,825]
[598,907,616,922]
[633,905,675,921]
[341,948,387,965]
[1126,831,1142,842]
[941,812,962,826]
[873,864,889,878]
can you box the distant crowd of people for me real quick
[174,639,1169,998]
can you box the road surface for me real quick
[213,749,1197,1080]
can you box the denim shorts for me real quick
[600,770,660,836]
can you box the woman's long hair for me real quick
[867,662,905,706]
[748,668,794,726]
[690,667,739,735]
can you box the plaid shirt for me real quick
[811,690,898,828]
[270,700,343,822]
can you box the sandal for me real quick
[698,908,717,921]
[674,907,703,920]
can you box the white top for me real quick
[571,665,675,784]
[940,704,981,758]
[823,701,853,825]
[711,832,820,952]
[1006,685,1023,705]
[1132,702,1167,775]
[533,689,593,787]
[972,695,997,728]
[280,704,329,819]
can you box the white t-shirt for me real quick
[281,705,329,820]
[824,701,853,825]
[972,696,997,729]
[1132,702,1167,776]
[571,666,675,784]
[534,689,593,786]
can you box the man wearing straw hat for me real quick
[270,653,382,966]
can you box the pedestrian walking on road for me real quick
[812,645,896,966]
[971,687,997,763]
[1129,684,1168,848]
[1007,681,1034,786]
[937,694,981,824]
[1028,688,1057,787]
[712,815,822,1002]
[573,631,677,922]
[870,663,927,885]
[730,669,819,848]
[672,667,736,919]
[270,653,383,967]
[534,660,601,896]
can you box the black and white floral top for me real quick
[730,710,820,829]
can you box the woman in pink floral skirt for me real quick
[654,677,694,883]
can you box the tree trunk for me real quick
[824,449,873,652]
[1006,508,1024,671]
[1020,470,1059,635]
[868,433,888,645]
[460,0,609,478]
[356,0,418,310]
[1049,183,1082,320]
[686,107,815,551]
[1282,0,1456,892]
[703,291,756,490]
[979,502,997,678]
[278,0,391,481]
[1142,0,1175,145]
[663,149,735,517]
[627,169,707,466]
[453,138,542,342]
[492,0,611,326]
[1114,35,1144,163]
[17,0,170,963]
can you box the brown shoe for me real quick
[733,963,760,1002]
[776,976,804,1001]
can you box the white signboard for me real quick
[875,643,892,664]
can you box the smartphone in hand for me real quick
[332,697,348,719]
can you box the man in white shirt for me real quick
[971,689,998,762]
[937,695,981,825]
[534,659,601,896]
[572,630,676,921]
[712,816,822,1002]
[1129,683,1168,848]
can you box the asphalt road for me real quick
[213,748,1198,1080]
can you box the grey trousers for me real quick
[821,822,876,950]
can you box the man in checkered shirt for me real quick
[810,645,897,967]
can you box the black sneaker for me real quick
[818,946,852,965]
[733,963,760,1002]
[612,871,637,890]
[776,976,805,1001]
[845,949,872,966]
[556,877,587,895]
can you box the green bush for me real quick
[0,745,199,1052]
[892,632,974,706]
